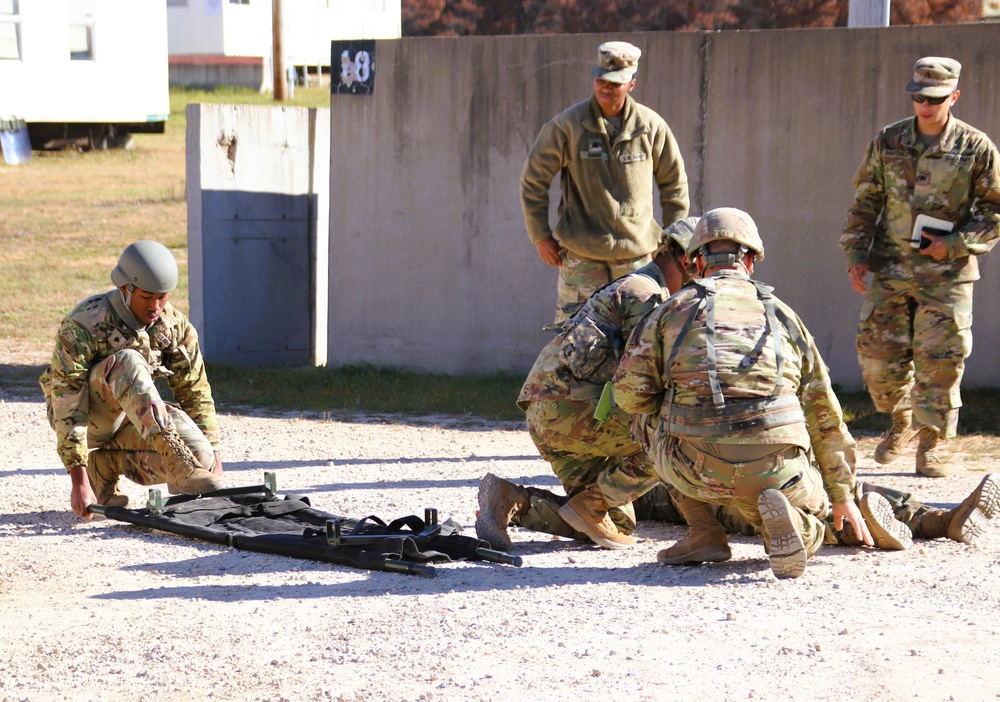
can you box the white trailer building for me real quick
[0,0,169,148]
[166,0,400,89]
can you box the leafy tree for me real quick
[401,0,982,36]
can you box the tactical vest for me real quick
[661,275,814,438]
[558,266,664,385]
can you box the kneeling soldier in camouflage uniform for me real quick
[476,218,699,551]
[614,208,872,579]
[40,241,225,519]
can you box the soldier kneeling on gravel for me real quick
[477,218,699,551]
[40,240,225,518]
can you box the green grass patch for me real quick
[207,364,526,421]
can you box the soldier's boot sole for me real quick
[558,500,636,550]
[474,473,514,551]
[859,492,912,551]
[947,508,989,546]
[969,473,1000,521]
[758,489,807,579]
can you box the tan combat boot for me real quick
[151,428,225,494]
[966,473,1000,521]
[757,489,807,579]
[657,494,731,565]
[916,474,1000,546]
[915,427,949,478]
[87,450,130,508]
[855,492,912,551]
[558,485,636,550]
[874,410,917,465]
[475,473,530,551]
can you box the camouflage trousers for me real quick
[86,349,214,486]
[555,250,650,324]
[510,480,935,546]
[857,278,973,439]
[522,398,660,534]
[650,433,831,556]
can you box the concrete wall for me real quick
[324,25,1000,388]
[189,24,1000,388]
[187,103,330,367]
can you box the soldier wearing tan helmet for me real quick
[842,56,1000,478]
[476,218,700,551]
[520,40,689,325]
[613,208,873,579]
[40,240,225,519]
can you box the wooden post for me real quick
[272,0,287,100]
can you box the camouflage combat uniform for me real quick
[842,115,1000,437]
[39,290,219,483]
[515,261,672,536]
[520,94,689,323]
[613,270,857,556]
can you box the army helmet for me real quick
[110,240,178,293]
[654,216,700,258]
[687,207,764,262]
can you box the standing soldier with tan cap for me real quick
[40,240,226,518]
[520,40,689,325]
[842,57,1000,478]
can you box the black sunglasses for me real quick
[911,93,951,105]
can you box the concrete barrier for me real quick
[187,103,329,366]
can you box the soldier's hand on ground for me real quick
[535,238,564,267]
[833,500,873,546]
[212,451,224,475]
[69,465,98,519]
[920,232,949,260]
[848,263,869,294]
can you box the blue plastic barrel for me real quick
[0,118,32,165]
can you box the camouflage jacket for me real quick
[518,262,668,409]
[842,115,1000,285]
[520,94,689,261]
[612,270,856,503]
[39,291,219,471]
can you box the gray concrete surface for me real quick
[187,103,330,366]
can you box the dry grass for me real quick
[0,86,329,365]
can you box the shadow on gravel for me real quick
[0,364,46,401]
[91,548,778,602]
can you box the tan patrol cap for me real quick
[592,41,640,84]
[906,56,961,97]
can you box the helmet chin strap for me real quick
[121,284,135,308]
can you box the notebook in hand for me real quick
[911,214,954,250]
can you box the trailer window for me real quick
[0,0,19,61]
[69,0,94,61]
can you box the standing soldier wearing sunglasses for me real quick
[841,57,1000,478]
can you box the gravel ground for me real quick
[2,388,1000,702]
